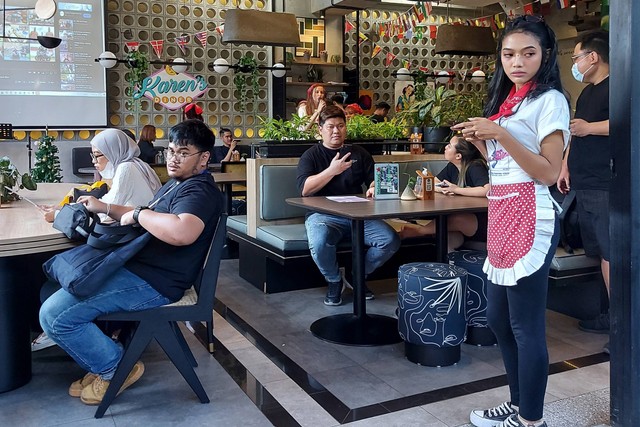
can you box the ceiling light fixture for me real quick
[0,0,61,48]
[95,51,192,73]
[221,9,300,47]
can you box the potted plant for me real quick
[234,54,260,112]
[0,156,37,204]
[124,50,150,109]
[256,115,318,158]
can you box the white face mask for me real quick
[571,56,594,83]
[100,161,115,179]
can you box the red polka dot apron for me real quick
[483,180,556,286]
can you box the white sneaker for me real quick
[31,332,57,352]
[470,401,518,427]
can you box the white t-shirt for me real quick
[486,89,570,185]
[100,162,157,221]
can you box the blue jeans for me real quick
[305,213,401,283]
[39,267,170,380]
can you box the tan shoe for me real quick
[68,372,98,397]
[80,361,145,405]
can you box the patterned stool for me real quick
[398,262,468,367]
[448,250,497,346]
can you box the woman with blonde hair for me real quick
[297,83,326,131]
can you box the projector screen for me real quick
[0,0,107,129]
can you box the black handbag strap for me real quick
[87,223,142,249]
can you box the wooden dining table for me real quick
[286,194,488,347]
[0,183,76,392]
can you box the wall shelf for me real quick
[292,59,348,67]
[287,82,349,87]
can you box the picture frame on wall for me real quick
[295,17,325,58]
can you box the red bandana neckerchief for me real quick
[488,81,535,121]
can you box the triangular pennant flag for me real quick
[414,5,424,22]
[125,42,140,52]
[418,66,429,73]
[371,44,382,58]
[150,40,163,58]
[195,31,208,48]
[415,26,424,40]
[176,35,189,55]
[358,32,368,46]
[424,2,432,16]
[384,52,396,68]
[345,20,355,33]
[215,24,224,36]
[556,0,570,9]
[402,59,410,69]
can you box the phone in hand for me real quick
[435,182,449,188]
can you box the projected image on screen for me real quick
[0,0,107,128]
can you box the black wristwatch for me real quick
[132,206,149,224]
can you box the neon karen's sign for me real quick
[134,66,207,111]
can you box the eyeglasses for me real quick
[571,51,592,63]
[90,153,104,162]
[166,149,204,162]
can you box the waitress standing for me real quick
[453,15,570,427]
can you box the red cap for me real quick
[185,103,203,115]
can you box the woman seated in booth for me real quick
[399,135,490,251]
[34,128,163,351]
[137,125,157,164]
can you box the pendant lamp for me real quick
[435,25,496,56]
[222,9,300,47]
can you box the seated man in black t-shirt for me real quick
[296,106,401,306]
[399,136,489,250]
[39,119,223,406]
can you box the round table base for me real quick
[310,314,402,346]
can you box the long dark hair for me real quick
[484,16,564,117]
[452,136,487,187]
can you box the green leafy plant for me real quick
[234,54,260,112]
[346,115,408,140]
[259,115,317,141]
[0,157,37,203]
[124,50,150,110]
[31,134,63,183]
[373,116,409,140]
[398,85,460,128]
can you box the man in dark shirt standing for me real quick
[40,119,223,404]
[557,30,610,344]
[297,106,400,305]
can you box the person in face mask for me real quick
[557,30,611,352]
[42,129,162,224]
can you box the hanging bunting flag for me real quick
[150,40,163,58]
[195,31,208,48]
[371,44,382,58]
[540,0,550,3]
[423,2,432,16]
[215,24,224,36]
[345,20,355,33]
[384,52,396,68]
[414,5,423,22]
[402,59,411,69]
[556,0,570,9]
[523,3,534,14]
[418,66,429,73]
[429,25,437,39]
[125,41,140,52]
[494,14,505,29]
[415,26,424,40]
[176,35,189,55]
[358,32,368,46]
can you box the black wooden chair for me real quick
[94,214,227,418]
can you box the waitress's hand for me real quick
[452,118,504,142]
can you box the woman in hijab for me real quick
[42,128,162,223]
[35,129,163,352]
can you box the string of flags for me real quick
[123,24,225,58]
[347,0,569,68]
[121,0,573,65]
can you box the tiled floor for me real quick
[0,259,611,426]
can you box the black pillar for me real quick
[609,0,640,424]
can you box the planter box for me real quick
[251,139,387,158]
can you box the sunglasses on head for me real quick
[509,14,544,24]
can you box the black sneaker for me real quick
[578,313,610,334]
[340,267,375,300]
[498,414,547,427]
[324,280,343,306]
[470,401,518,427]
